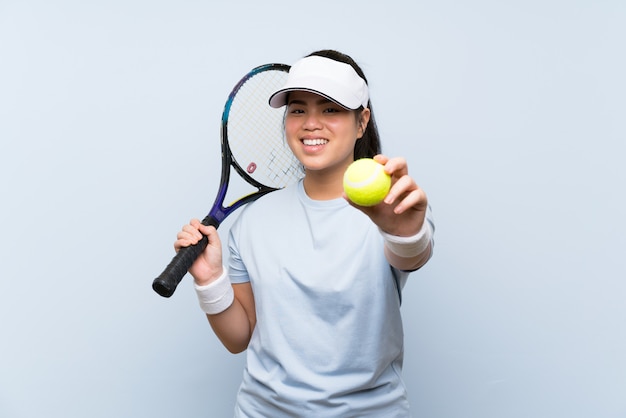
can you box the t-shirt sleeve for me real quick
[227,212,251,284]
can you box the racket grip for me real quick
[152,236,209,297]
[152,215,221,298]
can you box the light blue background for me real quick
[1,1,624,417]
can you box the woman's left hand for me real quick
[344,154,428,237]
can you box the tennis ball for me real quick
[343,158,391,206]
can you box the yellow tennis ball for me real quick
[343,158,391,206]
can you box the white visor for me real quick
[269,56,369,110]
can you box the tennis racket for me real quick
[152,63,303,298]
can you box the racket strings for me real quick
[228,70,303,189]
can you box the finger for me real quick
[174,223,203,250]
[174,235,198,251]
[188,218,217,238]
[393,187,427,215]
[384,174,416,205]
[197,223,216,237]
[182,224,203,240]
[174,236,194,251]
[203,229,222,252]
[373,154,389,165]
[382,157,408,178]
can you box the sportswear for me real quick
[227,180,431,417]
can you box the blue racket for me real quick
[152,63,303,298]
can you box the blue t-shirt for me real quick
[228,180,421,417]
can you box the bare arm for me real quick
[175,219,256,353]
[207,282,256,354]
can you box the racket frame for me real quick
[152,63,295,298]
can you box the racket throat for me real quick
[202,212,222,228]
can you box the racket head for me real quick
[209,63,304,223]
[153,64,303,298]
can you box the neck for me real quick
[302,169,346,201]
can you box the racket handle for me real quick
[152,215,221,298]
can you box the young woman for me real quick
[176,49,435,417]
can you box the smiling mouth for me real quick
[302,139,329,146]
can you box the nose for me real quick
[303,111,322,131]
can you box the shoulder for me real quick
[243,182,299,217]
[230,182,300,232]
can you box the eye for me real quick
[287,106,304,114]
[323,105,343,114]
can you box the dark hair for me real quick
[306,50,382,159]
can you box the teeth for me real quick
[303,139,328,146]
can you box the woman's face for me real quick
[284,91,369,175]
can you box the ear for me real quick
[357,107,371,139]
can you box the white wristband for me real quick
[194,268,234,315]
[379,221,433,258]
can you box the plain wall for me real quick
[1,1,624,417]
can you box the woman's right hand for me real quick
[174,218,223,286]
